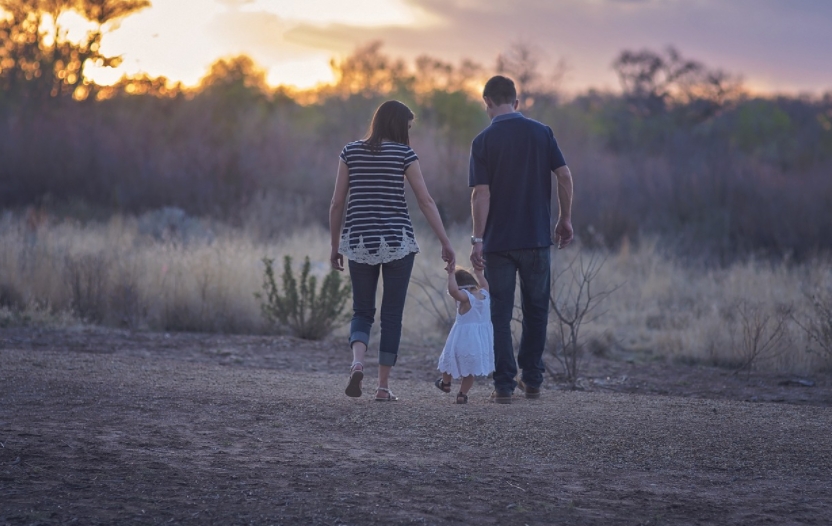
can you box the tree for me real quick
[96,72,183,99]
[327,41,413,98]
[77,0,149,25]
[0,0,150,101]
[496,41,566,110]
[414,54,483,96]
[612,46,742,120]
[197,55,270,110]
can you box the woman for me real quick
[329,100,455,401]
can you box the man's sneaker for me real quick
[489,390,513,404]
[524,386,541,400]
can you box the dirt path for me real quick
[1,328,831,525]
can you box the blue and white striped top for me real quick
[338,140,421,265]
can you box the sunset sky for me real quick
[77,0,832,94]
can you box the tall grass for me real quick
[585,239,829,373]
[0,213,331,334]
[1,212,829,374]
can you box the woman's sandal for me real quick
[434,378,451,393]
[375,387,398,402]
[345,362,364,398]
[455,392,468,404]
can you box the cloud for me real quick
[208,10,320,62]
[281,0,832,92]
[204,8,342,87]
[214,0,255,8]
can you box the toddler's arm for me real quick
[447,267,470,304]
[474,268,489,292]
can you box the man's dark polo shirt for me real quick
[468,112,567,253]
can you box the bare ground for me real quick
[1,327,831,525]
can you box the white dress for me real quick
[437,289,495,378]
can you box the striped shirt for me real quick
[338,140,420,265]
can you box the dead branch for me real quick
[548,251,618,389]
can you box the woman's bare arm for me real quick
[328,160,350,271]
[404,160,455,271]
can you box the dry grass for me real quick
[589,238,830,373]
[0,214,331,334]
[1,213,829,374]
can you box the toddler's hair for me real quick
[454,267,478,289]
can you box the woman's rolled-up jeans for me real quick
[347,252,415,367]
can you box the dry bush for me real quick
[64,253,110,322]
[793,278,832,366]
[583,239,821,374]
[239,193,317,242]
[730,300,793,375]
[409,268,456,335]
[108,261,144,329]
[547,251,618,389]
[0,303,77,329]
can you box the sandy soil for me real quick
[1,327,831,525]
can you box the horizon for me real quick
[31,0,832,96]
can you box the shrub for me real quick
[548,252,617,389]
[64,253,109,323]
[794,285,832,362]
[731,299,792,376]
[256,255,351,340]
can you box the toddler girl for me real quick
[435,266,494,403]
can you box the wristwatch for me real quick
[470,236,483,245]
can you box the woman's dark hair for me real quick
[364,100,414,152]
[455,268,478,289]
[482,75,517,106]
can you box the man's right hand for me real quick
[470,243,485,271]
[554,219,574,249]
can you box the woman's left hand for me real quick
[330,249,344,271]
[441,243,455,273]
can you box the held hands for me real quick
[554,219,574,249]
[441,242,456,273]
[470,243,485,271]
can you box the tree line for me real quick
[2,1,832,261]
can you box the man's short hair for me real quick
[483,75,517,106]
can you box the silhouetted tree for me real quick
[0,0,150,101]
[328,41,413,98]
[414,55,483,95]
[77,0,150,25]
[97,73,183,99]
[497,42,540,97]
[496,41,566,110]
[612,46,742,120]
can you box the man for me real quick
[469,75,574,404]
